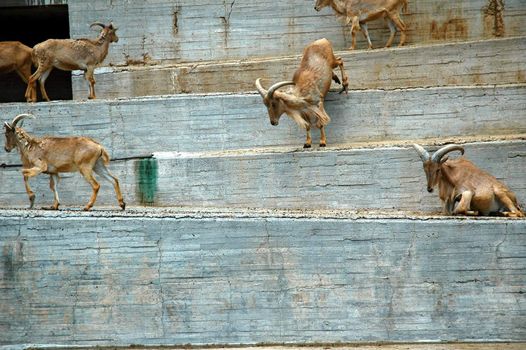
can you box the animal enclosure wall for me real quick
[1,212,525,346]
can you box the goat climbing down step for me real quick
[3,114,126,211]
[255,38,348,148]
[25,22,119,102]
[413,143,524,217]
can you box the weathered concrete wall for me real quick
[0,141,524,211]
[67,0,526,67]
[1,211,525,346]
[71,37,526,98]
[2,85,525,165]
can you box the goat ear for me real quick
[275,91,305,108]
[4,122,12,130]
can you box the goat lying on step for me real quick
[413,143,523,217]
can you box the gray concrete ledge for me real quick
[1,214,524,346]
[0,140,524,211]
[1,84,525,164]
[72,37,526,98]
[3,344,526,350]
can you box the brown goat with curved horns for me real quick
[4,114,125,211]
[413,143,524,217]
[255,38,348,148]
[25,22,119,102]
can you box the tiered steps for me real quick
[1,0,525,348]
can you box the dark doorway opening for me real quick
[0,5,72,103]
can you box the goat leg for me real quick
[320,126,327,147]
[86,67,96,99]
[494,187,525,217]
[304,126,312,148]
[334,57,349,94]
[385,18,397,48]
[452,190,478,216]
[23,175,35,209]
[360,23,373,49]
[42,174,60,210]
[79,166,100,210]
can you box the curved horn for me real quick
[255,78,268,98]
[412,144,430,163]
[431,144,465,163]
[10,114,34,128]
[267,81,295,99]
[90,22,106,30]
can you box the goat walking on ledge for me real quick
[25,22,119,102]
[3,114,125,211]
[413,143,524,217]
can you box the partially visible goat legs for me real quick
[85,67,96,99]
[452,191,479,216]
[79,166,100,211]
[94,159,126,210]
[304,126,312,149]
[494,187,525,217]
[360,23,373,49]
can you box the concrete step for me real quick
[6,345,525,350]
[1,208,524,346]
[1,139,524,211]
[67,0,526,67]
[2,84,525,164]
[72,37,526,98]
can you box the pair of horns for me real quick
[413,143,464,163]
[4,114,34,130]
[90,22,118,30]
[255,78,295,99]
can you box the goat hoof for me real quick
[120,202,126,210]
[303,143,312,149]
[320,143,326,148]
[42,206,59,210]
[83,206,92,211]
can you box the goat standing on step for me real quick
[3,114,126,211]
[413,143,524,217]
[26,22,119,102]
[255,38,348,148]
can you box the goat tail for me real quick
[100,148,111,166]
